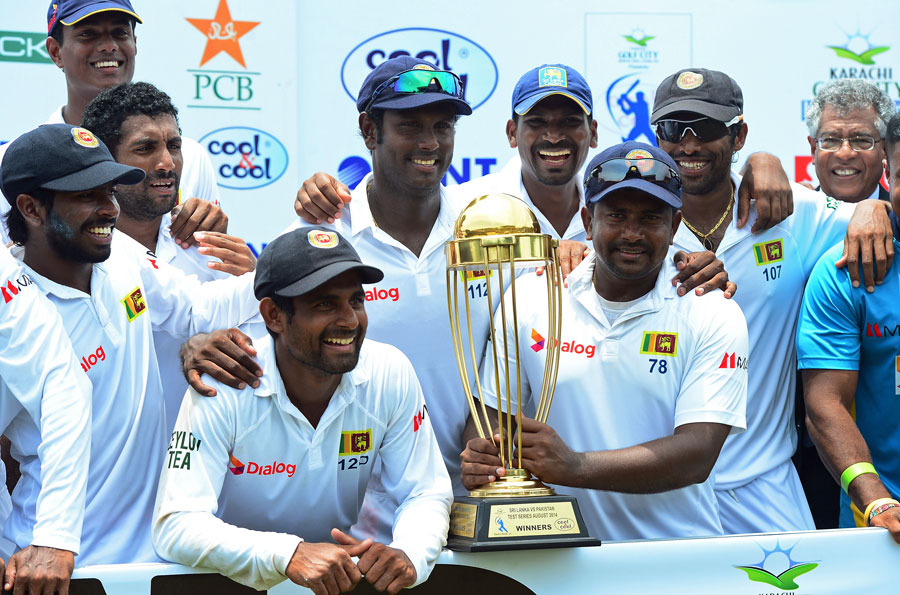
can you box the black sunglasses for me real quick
[655,115,743,143]
[584,157,682,197]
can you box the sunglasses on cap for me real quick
[655,115,743,144]
[364,68,465,112]
[585,157,682,197]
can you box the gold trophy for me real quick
[444,193,600,551]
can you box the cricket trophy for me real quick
[444,193,600,551]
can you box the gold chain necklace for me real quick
[681,185,734,251]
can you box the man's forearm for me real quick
[572,423,729,494]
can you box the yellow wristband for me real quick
[841,462,878,494]
[864,498,900,524]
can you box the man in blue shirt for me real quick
[797,111,900,542]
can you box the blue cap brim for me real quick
[41,161,145,192]
[587,178,682,209]
[367,94,472,115]
[59,3,143,27]
[514,91,591,116]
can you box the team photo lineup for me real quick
[2,0,900,593]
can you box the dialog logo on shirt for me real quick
[719,352,748,370]
[121,287,147,322]
[1,273,32,304]
[752,239,784,266]
[530,329,546,352]
[640,331,678,356]
[80,346,105,372]
[560,340,595,358]
[339,429,372,455]
[227,454,295,477]
[365,286,399,302]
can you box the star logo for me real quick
[186,0,260,68]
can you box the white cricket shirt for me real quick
[153,336,451,591]
[481,257,749,541]
[150,212,230,434]
[8,231,258,565]
[672,175,854,490]
[0,246,92,556]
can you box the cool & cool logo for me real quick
[341,28,498,110]
[200,127,289,190]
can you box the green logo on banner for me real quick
[0,31,52,64]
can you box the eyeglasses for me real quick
[364,69,465,112]
[815,135,883,152]
[585,157,682,197]
[655,115,743,143]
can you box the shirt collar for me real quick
[253,334,371,406]
[566,252,677,325]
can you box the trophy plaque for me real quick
[444,193,601,551]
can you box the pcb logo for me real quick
[121,287,147,322]
[339,429,372,455]
[640,331,677,356]
[753,239,784,266]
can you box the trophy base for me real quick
[447,495,602,552]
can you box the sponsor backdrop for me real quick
[3,0,900,254]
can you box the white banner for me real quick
[70,528,900,594]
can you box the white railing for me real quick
[68,527,900,594]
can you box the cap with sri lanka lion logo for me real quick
[253,226,384,299]
[650,68,743,124]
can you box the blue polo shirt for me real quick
[797,217,900,527]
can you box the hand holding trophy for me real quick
[445,193,600,551]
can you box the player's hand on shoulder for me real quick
[736,151,793,232]
[195,231,257,276]
[5,545,74,595]
[180,329,262,397]
[332,529,415,594]
[671,250,737,298]
[836,199,894,292]
[286,538,368,595]
[461,434,506,490]
[170,198,228,248]
[295,172,351,224]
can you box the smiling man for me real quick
[806,79,895,203]
[650,67,895,535]
[81,81,257,433]
[0,123,260,565]
[461,142,749,541]
[153,228,451,593]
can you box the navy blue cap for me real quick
[583,141,682,208]
[255,227,384,300]
[356,56,472,115]
[650,68,743,124]
[512,64,593,116]
[0,124,144,205]
[47,0,142,35]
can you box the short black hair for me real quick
[886,112,900,170]
[6,188,54,245]
[264,294,295,339]
[82,82,179,157]
[49,17,137,47]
